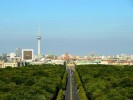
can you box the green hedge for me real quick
[56,89,64,100]
[74,70,88,100]
[56,71,68,100]
[61,72,68,90]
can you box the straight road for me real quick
[65,68,78,100]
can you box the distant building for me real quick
[0,61,4,68]
[63,53,70,62]
[4,62,18,68]
[7,53,16,62]
[1,54,8,61]
[16,48,22,57]
[0,61,18,68]
[22,49,34,62]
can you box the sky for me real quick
[0,0,133,56]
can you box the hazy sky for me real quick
[0,0,133,55]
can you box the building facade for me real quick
[22,49,34,62]
[16,48,22,57]
[0,61,18,68]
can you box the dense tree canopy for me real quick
[0,64,65,100]
[76,65,133,100]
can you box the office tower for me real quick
[22,49,34,61]
[16,48,22,57]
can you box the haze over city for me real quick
[0,0,133,55]
[0,1,133,100]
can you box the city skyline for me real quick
[0,0,133,55]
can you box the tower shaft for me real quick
[38,39,40,59]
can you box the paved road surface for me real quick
[65,68,78,100]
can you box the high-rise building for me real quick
[22,49,34,62]
[16,48,22,57]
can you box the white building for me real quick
[51,60,64,65]
[7,53,16,62]
[0,61,18,68]
[4,62,18,68]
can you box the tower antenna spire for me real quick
[38,21,40,36]
[37,22,41,61]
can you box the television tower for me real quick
[37,28,41,60]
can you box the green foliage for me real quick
[56,71,68,100]
[61,71,68,90]
[0,64,65,99]
[74,70,88,100]
[76,65,133,100]
[56,89,64,100]
[74,70,82,88]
